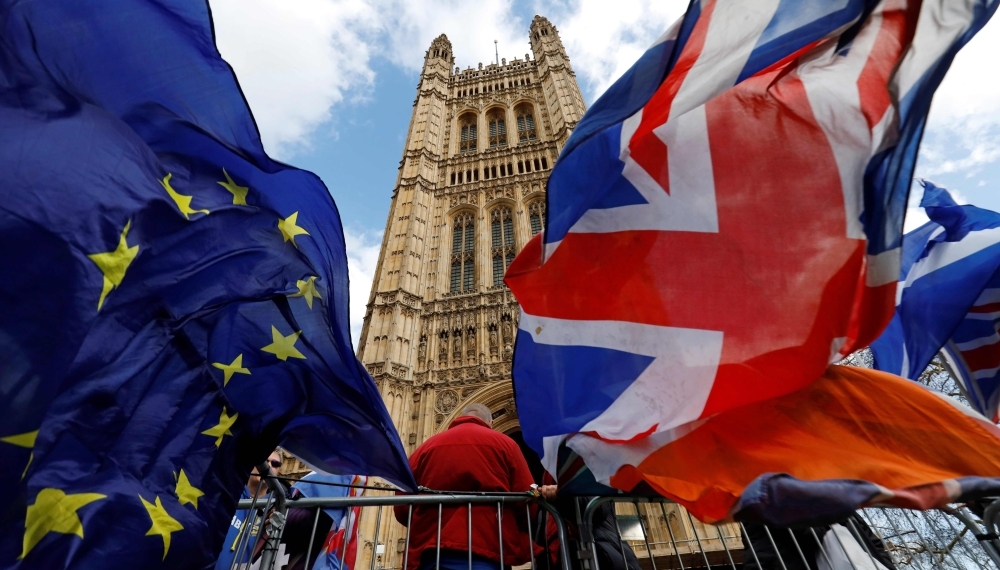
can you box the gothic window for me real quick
[529,201,545,236]
[459,113,477,154]
[491,166,497,178]
[525,159,532,173]
[459,115,476,153]
[534,158,541,171]
[507,162,513,175]
[451,172,456,185]
[487,110,507,149]
[491,207,516,287]
[518,161,524,174]
[541,157,548,169]
[516,104,537,142]
[450,212,475,293]
[500,164,506,177]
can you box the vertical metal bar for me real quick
[403,505,413,570]
[810,527,835,570]
[245,492,276,568]
[684,510,713,570]
[938,508,988,570]
[660,503,686,570]
[537,499,573,570]
[303,506,321,570]
[901,508,940,567]
[634,501,658,570]
[879,507,927,570]
[468,503,473,570]
[714,524,736,569]
[612,505,629,563]
[762,526,789,570]
[230,487,265,570]
[919,510,964,570]
[785,529,811,570]
[827,523,861,570]
[436,503,443,570]
[498,502,505,570]
[370,506,383,570]
[845,516,882,570]
[527,503,537,570]
[740,524,762,570]
[256,464,287,570]
[582,498,602,570]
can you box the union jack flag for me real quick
[507,0,998,490]
[871,181,1000,422]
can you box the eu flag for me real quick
[0,0,415,567]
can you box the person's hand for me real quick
[538,485,557,500]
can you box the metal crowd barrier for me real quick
[224,462,571,570]
[222,464,1000,570]
[578,497,1000,570]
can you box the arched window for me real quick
[487,109,507,149]
[516,104,537,142]
[529,201,545,236]
[450,212,476,293]
[459,114,477,154]
[491,208,516,287]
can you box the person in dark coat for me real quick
[537,482,640,570]
[395,404,537,570]
[742,514,896,570]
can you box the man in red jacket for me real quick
[395,403,536,570]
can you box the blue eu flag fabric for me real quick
[0,0,416,567]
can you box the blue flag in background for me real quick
[0,0,415,567]
[871,181,1000,420]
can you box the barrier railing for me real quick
[224,463,571,570]
[221,465,999,570]
[579,497,1000,570]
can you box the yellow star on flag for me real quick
[277,212,310,247]
[212,354,250,386]
[87,220,139,310]
[289,276,322,309]
[20,488,105,559]
[217,168,249,206]
[140,495,184,560]
[2,430,38,480]
[160,173,209,219]
[261,325,306,361]
[201,407,238,448]
[174,470,204,510]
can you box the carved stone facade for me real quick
[357,14,583,454]
[355,17,584,570]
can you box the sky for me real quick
[210,0,1000,344]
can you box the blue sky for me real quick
[211,0,1000,342]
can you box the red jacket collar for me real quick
[448,415,491,430]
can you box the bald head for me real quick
[460,403,493,427]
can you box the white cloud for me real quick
[343,228,383,347]
[211,0,380,157]
[541,0,687,100]
[371,0,527,73]
[919,14,1000,177]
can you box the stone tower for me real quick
[353,16,585,570]
[357,15,584,451]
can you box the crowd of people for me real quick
[217,404,896,570]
